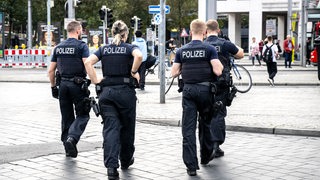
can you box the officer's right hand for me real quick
[131,72,140,83]
[51,86,59,99]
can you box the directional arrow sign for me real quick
[148,5,170,14]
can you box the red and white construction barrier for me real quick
[4,49,47,56]
[2,49,49,68]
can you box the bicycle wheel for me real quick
[231,64,252,93]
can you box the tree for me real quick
[166,0,197,44]
[0,0,28,47]
[0,0,198,47]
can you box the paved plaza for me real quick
[0,59,319,179]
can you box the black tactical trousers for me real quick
[59,80,90,144]
[182,84,214,171]
[211,87,228,145]
[99,85,137,169]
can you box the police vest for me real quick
[180,43,214,84]
[100,44,133,78]
[206,38,230,69]
[56,40,86,78]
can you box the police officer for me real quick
[84,20,142,180]
[171,19,223,176]
[48,21,90,158]
[204,19,244,158]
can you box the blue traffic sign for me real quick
[148,5,170,14]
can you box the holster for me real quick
[89,97,100,117]
[81,78,91,96]
[74,76,86,84]
[177,78,184,93]
[95,84,102,98]
[55,71,61,86]
[226,85,237,106]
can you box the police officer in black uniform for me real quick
[204,19,244,158]
[171,19,223,176]
[48,21,90,158]
[84,20,142,180]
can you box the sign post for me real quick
[159,1,167,103]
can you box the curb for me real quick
[1,80,319,86]
[137,119,320,137]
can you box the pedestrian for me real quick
[306,38,312,67]
[283,35,295,68]
[262,35,278,86]
[249,37,261,66]
[171,19,223,176]
[204,19,244,160]
[166,37,177,65]
[259,39,264,60]
[91,34,100,49]
[275,39,282,59]
[132,30,147,90]
[84,20,142,180]
[48,21,91,158]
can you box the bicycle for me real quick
[145,56,173,91]
[230,57,252,93]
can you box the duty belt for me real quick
[61,77,75,81]
[196,82,211,87]
[101,77,133,86]
[61,76,86,84]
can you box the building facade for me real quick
[199,0,302,52]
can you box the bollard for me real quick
[314,36,320,80]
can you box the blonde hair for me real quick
[190,19,206,35]
[111,20,128,46]
[67,21,81,33]
[206,19,219,32]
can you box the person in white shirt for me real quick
[262,35,278,86]
[249,37,261,66]
[132,30,148,90]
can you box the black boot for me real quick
[121,157,134,170]
[107,168,119,180]
[64,137,78,158]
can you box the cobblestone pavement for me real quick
[0,122,319,179]
[0,59,319,179]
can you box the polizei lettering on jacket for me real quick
[182,49,206,58]
[103,47,127,54]
[56,47,75,54]
[215,46,221,53]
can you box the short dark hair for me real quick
[135,30,142,37]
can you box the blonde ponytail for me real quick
[112,34,122,46]
[111,20,128,46]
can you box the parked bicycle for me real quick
[230,57,252,93]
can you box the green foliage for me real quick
[0,0,199,45]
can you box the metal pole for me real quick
[206,0,217,20]
[101,5,106,45]
[68,0,75,19]
[159,0,166,103]
[133,16,137,42]
[287,0,292,36]
[301,0,306,67]
[27,0,32,49]
[47,0,51,48]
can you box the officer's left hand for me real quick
[51,86,59,99]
